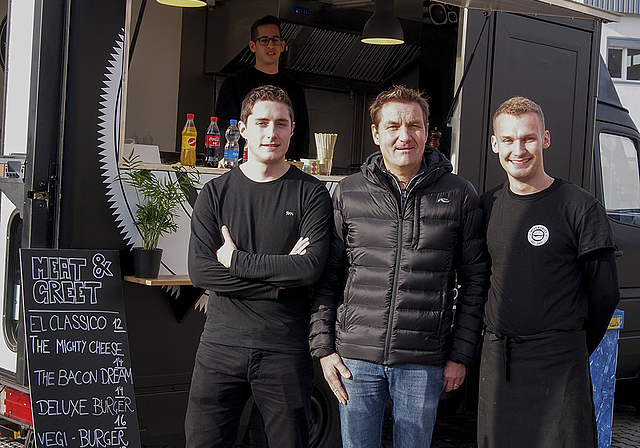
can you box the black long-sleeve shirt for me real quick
[581,248,620,354]
[188,166,331,353]
[216,67,310,160]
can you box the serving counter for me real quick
[128,162,345,183]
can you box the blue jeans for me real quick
[339,358,444,448]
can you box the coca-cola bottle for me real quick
[204,116,220,167]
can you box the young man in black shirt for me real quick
[185,85,331,448]
[478,96,620,448]
[216,15,309,160]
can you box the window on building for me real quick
[608,47,622,78]
[629,48,640,80]
[607,38,640,81]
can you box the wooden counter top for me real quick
[124,275,192,286]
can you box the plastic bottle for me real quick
[224,119,240,169]
[180,113,197,167]
[242,139,248,165]
[204,117,220,167]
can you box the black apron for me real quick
[477,330,597,448]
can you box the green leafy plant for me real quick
[116,150,200,250]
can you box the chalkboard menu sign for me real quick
[20,249,141,448]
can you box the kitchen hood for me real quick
[217,20,421,91]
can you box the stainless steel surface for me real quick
[221,19,420,87]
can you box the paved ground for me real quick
[1,403,637,447]
[611,404,640,448]
[422,403,640,448]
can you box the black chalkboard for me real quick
[20,249,141,448]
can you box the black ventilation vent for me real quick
[225,21,419,90]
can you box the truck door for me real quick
[596,128,640,382]
[593,68,640,389]
[457,10,600,192]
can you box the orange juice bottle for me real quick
[180,113,197,166]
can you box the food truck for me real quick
[0,0,638,447]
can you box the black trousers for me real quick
[184,341,313,448]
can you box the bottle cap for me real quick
[230,119,238,125]
[187,113,194,119]
[211,116,217,121]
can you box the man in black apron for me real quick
[478,96,620,448]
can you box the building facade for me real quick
[586,0,640,128]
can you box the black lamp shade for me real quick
[361,0,404,45]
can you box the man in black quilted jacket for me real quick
[309,85,489,448]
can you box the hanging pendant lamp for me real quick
[157,0,206,7]
[361,0,404,45]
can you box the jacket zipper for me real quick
[382,174,419,363]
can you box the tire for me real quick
[614,377,640,411]
[309,375,341,448]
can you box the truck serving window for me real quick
[599,133,640,225]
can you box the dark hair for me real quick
[240,85,294,124]
[250,15,282,41]
[369,85,430,128]
[493,96,545,134]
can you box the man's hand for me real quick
[442,360,466,392]
[216,226,236,268]
[320,353,351,405]
[290,237,310,255]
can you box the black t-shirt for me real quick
[188,166,331,353]
[481,178,615,336]
[216,66,310,160]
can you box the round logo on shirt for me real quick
[527,225,549,246]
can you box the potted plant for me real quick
[116,151,199,278]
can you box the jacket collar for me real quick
[362,148,453,191]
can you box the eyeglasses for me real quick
[255,36,282,46]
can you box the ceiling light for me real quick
[361,0,404,45]
[157,0,207,7]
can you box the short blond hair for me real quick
[493,96,545,134]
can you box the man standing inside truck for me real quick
[477,96,620,448]
[216,15,309,160]
[185,85,331,448]
[309,85,488,448]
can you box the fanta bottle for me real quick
[180,113,197,166]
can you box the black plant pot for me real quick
[132,247,163,278]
